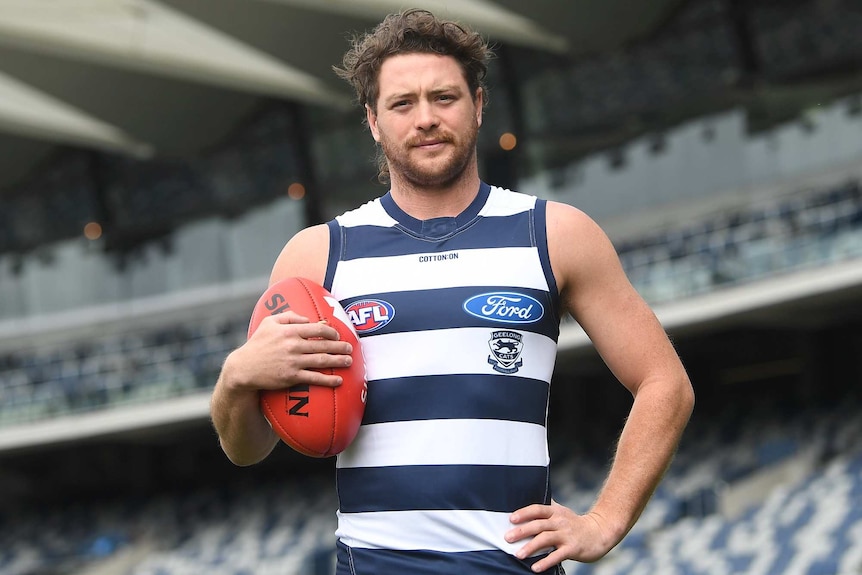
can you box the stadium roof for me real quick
[0,0,684,193]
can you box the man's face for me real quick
[366,52,483,189]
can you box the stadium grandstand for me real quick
[1,0,861,574]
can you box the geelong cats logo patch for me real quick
[488,330,524,374]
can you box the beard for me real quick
[378,118,479,189]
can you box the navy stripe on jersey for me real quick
[324,218,340,291]
[338,210,536,260]
[337,464,550,513]
[336,542,564,575]
[362,375,549,425]
[532,199,562,323]
[342,286,559,338]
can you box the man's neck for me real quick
[388,170,482,221]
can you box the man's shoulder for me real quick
[270,223,330,284]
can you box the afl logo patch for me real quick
[345,299,395,333]
[463,292,544,324]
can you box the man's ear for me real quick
[475,88,484,128]
[366,104,381,142]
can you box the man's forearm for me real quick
[210,356,278,466]
[589,374,694,544]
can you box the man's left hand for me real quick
[505,500,616,572]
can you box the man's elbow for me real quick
[675,372,695,422]
[219,437,274,467]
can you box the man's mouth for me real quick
[413,139,448,150]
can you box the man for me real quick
[211,9,694,574]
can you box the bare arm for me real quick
[210,224,354,466]
[507,202,694,569]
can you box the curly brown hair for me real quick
[333,8,494,114]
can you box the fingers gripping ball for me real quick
[248,277,367,458]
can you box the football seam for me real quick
[297,278,338,456]
[260,395,319,457]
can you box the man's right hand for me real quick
[228,310,354,392]
[210,309,353,466]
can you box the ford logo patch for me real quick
[463,292,544,324]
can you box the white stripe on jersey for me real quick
[336,419,549,469]
[336,198,398,229]
[335,187,538,229]
[331,247,550,299]
[336,509,548,555]
[361,327,558,383]
[479,187,537,217]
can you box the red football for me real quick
[247,277,367,458]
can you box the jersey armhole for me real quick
[534,199,562,325]
[324,219,341,292]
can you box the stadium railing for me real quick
[1,176,861,429]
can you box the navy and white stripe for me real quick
[324,183,563,575]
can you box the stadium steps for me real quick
[73,537,156,575]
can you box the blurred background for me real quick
[0,0,861,573]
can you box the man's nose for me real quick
[414,100,439,131]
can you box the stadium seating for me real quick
[1,389,859,575]
[617,177,862,304]
[0,316,247,427]
[558,397,862,574]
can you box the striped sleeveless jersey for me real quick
[324,182,564,575]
